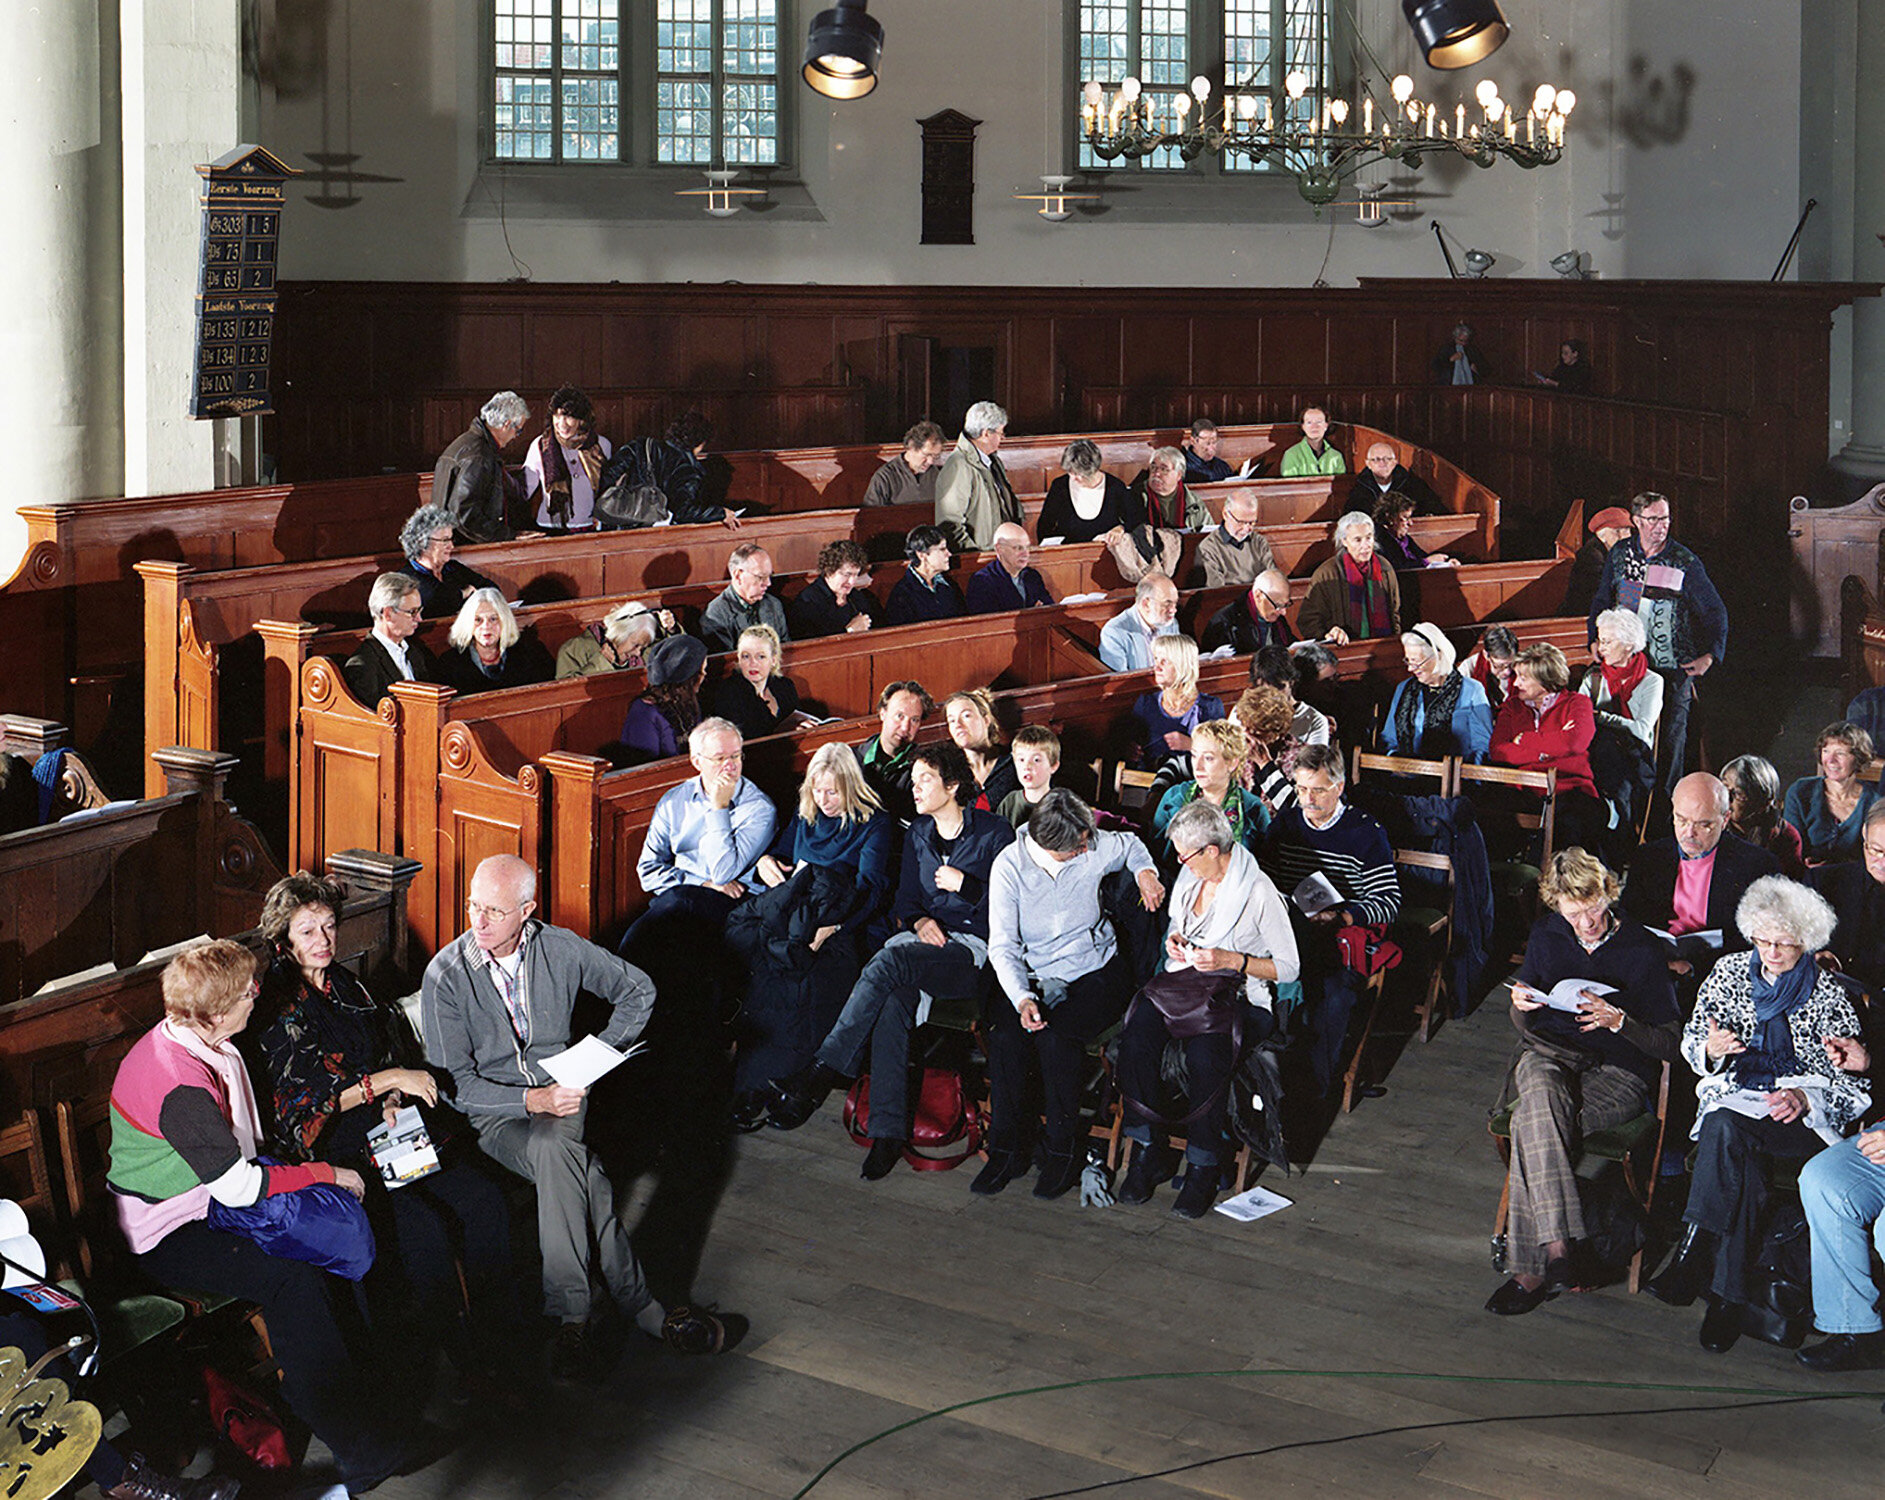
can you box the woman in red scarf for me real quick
[1580,607,1664,751]
[1296,511,1402,645]
[1577,607,1665,841]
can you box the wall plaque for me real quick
[190,145,299,418]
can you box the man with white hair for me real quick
[1098,573,1180,672]
[965,522,1054,612]
[434,390,530,542]
[700,543,789,652]
[934,400,1021,551]
[1194,491,1276,590]
[423,854,744,1378]
[1202,569,1295,656]
[343,572,439,707]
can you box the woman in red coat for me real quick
[1490,643,1608,855]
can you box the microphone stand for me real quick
[1771,198,1817,282]
[1431,220,1460,278]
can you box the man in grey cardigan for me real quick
[423,854,743,1379]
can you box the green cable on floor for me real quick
[788,1367,1885,1498]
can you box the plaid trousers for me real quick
[1507,1049,1650,1275]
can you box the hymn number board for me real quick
[190,145,300,419]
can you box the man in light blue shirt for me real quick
[1098,573,1180,672]
[637,717,775,896]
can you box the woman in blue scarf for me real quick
[1647,876,1870,1352]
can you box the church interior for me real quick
[8,2,1885,1496]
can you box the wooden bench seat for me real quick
[292,559,1572,957]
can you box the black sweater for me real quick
[1512,912,1681,1085]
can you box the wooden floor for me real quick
[353,979,1885,1500]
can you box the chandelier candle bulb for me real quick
[1363,95,1373,132]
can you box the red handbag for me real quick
[842,1069,983,1171]
[203,1364,292,1470]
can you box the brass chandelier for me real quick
[1078,68,1574,210]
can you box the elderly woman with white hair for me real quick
[1647,876,1870,1353]
[554,599,672,678]
[438,587,553,694]
[1381,622,1492,761]
[1579,605,1665,834]
[1130,445,1211,532]
[1295,511,1401,645]
[1116,799,1299,1219]
[1130,633,1225,769]
[1580,607,1664,749]
[934,400,1022,551]
[396,502,497,617]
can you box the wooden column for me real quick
[327,847,423,987]
[135,560,192,798]
[256,618,319,785]
[539,751,609,938]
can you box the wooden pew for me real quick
[141,493,1487,803]
[539,607,1592,951]
[0,848,416,1122]
[0,748,282,1009]
[8,418,1495,735]
[294,558,1571,956]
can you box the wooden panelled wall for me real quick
[270,277,1867,631]
[272,277,1857,476]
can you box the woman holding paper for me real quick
[252,871,519,1379]
[1646,876,1869,1351]
[1487,848,1680,1317]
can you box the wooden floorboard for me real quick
[372,976,1885,1500]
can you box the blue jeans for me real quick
[817,931,985,1140]
[1799,1133,1885,1335]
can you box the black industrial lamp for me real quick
[1402,0,1509,69]
[803,1,882,100]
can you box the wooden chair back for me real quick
[52,1097,115,1282]
[1457,762,1559,867]
[1393,849,1456,1043]
[1350,749,1458,796]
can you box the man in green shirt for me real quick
[1278,406,1346,478]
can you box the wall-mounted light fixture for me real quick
[1462,248,1496,277]
[1013,175,1100,222]
[1550,249,1590,280]
[674,169,767,217]
[803,2,882,100]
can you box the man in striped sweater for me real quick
[1259,744,1401,1098]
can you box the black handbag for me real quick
[1740,1201,1813,1348]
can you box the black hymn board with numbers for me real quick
[190,145,300,419]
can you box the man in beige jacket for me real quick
[934,400,1021,551]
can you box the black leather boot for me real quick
[1646,1223,1717,1308]
[766,1061,845,1131]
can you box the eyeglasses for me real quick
[428,533,454,545]
[1864,843,1885,861]
[391,604,423,618]
[466,900,519,922]
[698,752,744,767]
[1176,846,1208,867]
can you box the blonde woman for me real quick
[945,688,1018,813]
[1132,633,1226,769]
[730,743,894,1126]
[1490,849,1680,1315]
[1151,716,1268,862]
[439,587,553,694]
[708,624,801,741]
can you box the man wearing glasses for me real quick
[1623,773,1777,983]
[423,854,745,1381]
[1201,568,1296,656]
[342,572,440,707]
[1587,491,1728,797]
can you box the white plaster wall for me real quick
[0,0,124,577]
[255,0,1753,289]
[122,0,243,497]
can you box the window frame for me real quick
[485,0,794,171]
[1067,1,1356,182]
